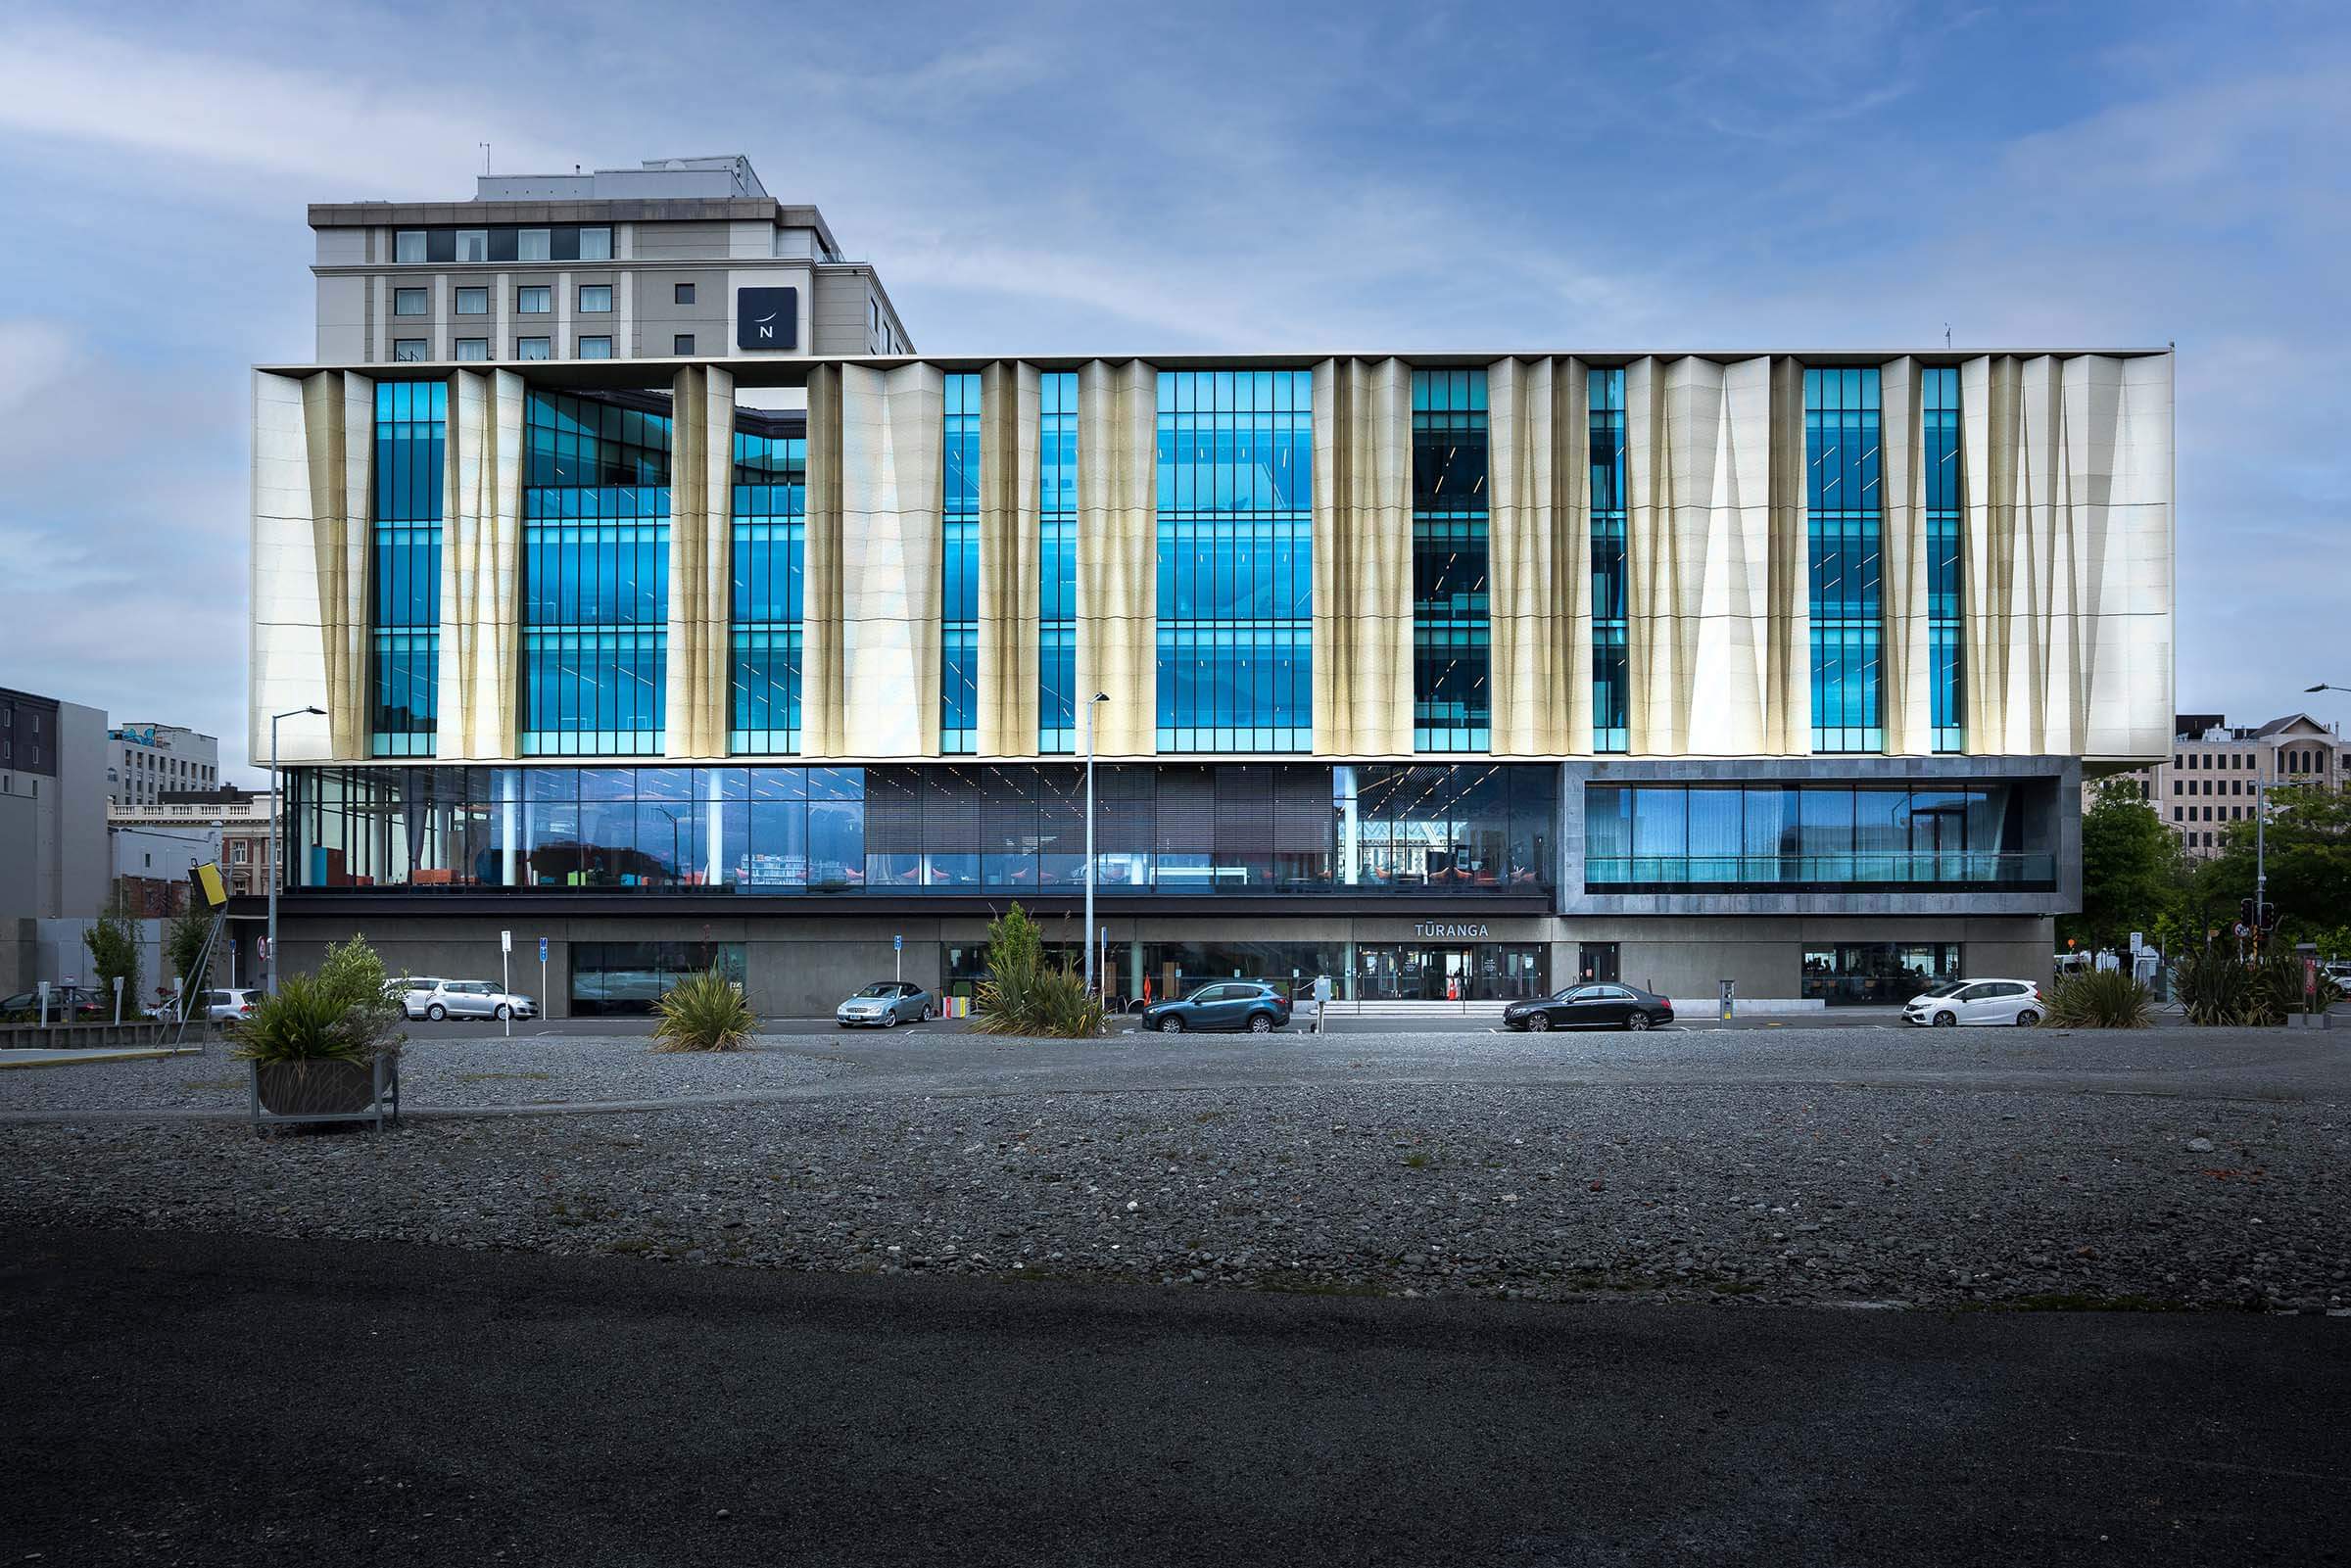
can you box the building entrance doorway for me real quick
[1356,944,1546,1001]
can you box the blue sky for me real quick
[1,0,2344,775]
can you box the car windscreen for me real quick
[1916,981,1966,998]
[854,984,894,997]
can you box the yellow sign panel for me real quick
[190,862,228,909]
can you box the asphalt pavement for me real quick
[4,1227,2343,1566]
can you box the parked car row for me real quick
[384,976,537,1022]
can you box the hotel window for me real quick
[518,228,552,261]
[579,226,613,261]
[674,282,696,305]
[394,230,425,263]
[730,422,806,753]
[579,285,613,313]
[456,229,489,262]
[455,287,488,315]
[577,336,612,359]
[939,373,982,753]
[673,334,696,356]
[1155,369,1314,751]
[392,287,427,316]
[368,380,446,756]
[229,841,248,864]
[392,339,428,362]
[1924,366,1964,751]
[517,286,551,314]
[516,336,550,360]
[1412,367,1489,751]
[455,338,489,361]
[1590,366,1630,751]
[1039,371,1079,752]
[1806,366,1884,751]
[521,391,670,755]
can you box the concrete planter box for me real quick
[2286,1012,2332,1030]
[250,1056,401,1133]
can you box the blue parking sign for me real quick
[538,937,549,963]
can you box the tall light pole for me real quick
[266,705,325,995]
[2305,683,2351,696]
[1083,691,1109,1000]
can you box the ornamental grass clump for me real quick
[2039,968,2153,1028]
[650,968,756,1052]
[2173,945,2268,1025]
[971,902,1105,1038]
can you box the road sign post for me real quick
[539,936,549,1021]
[501,929,513,1037]
[894,932,903,983]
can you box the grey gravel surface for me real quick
[0,1035,847,1113]
[6,1063,2347,1309]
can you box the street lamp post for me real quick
[266,705,326,995]
[1083,691,1109,1001]
[2305,684,2351,696]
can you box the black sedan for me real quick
[1503,983,1675,1032]
[1140,982,1292,1034]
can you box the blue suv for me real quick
[1141,981,1291,1034]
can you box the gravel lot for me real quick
[5,1027,2347,1311]
[0,1036,847,1114]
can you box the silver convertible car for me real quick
[836,981,936,1027]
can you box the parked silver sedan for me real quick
[414,979,536,1022]
[836,981,935,1027]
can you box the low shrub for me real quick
[970,903,1104,1038]
[650,968,755,1052]
[228,935,404,1066]
[2039,969,2153,1028]
[2173,945,2279,1025]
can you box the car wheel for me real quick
[1627,1011,1652,1031]
[1248,1012,1274,1033]
[1157,1017,1184,1033]
[426,1004,447,1021]
[1933,1010,1957,1026]
[882,1010,898,1027]
[2016,1008,2040,1027]
[921,1004,935,1022]
[1525,1012,1551,1032]
[494,1004,510,1021]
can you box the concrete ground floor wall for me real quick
[257,907,2056,1020]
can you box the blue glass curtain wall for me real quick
[940,373,981,753]
[1583,781,2043,887]
[1806,367,1884,752]
[283,762,1556,897]
[1038,372,1079,752]
[1588,368,1630,752]
[1924,367,1965,752]
[730,425,805,753]
[369,381,445,756]
[521,392,669,755]
[1412,369,1490,751]
[1155,370,1314,751]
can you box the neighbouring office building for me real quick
[247,157,2174,1016]
[2094,713,2346,859]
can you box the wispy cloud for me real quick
[0,0,2345,767]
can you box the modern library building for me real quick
[246,159,2174,1016]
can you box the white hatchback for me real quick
[1903,978,2044,1027]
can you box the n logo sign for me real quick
[736,288,799,351]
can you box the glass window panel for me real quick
[395,230,425,263]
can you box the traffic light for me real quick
[2241,898,2257,928]
[2259,901,2280,931]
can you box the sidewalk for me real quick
[0,1046,205,1069]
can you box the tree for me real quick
[82,909,140,1011]
[2198,784,2351,945]
[166,905,215,998]
[2064,778,2187,951]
